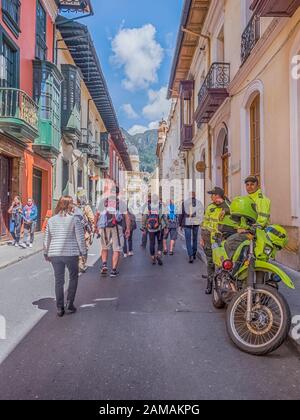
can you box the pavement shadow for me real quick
[32,298,56,312]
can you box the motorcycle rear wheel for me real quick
[226,285,291,356]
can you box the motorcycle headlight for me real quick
[264,246,273,256]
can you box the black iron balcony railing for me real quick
[198,63,231,105]
[195,63,230,125]
[241,14,260,64]
[0,88,39,141]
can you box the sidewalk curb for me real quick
[0,247,43,270]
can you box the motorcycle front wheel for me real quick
[226,285,291,356]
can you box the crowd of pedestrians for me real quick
[6,176,273,320]
[39,186,206,317]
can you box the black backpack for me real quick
[146,204,161,230]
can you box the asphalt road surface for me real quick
[0,233,299,400]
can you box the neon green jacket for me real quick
[248,189,271,228]
[202,200,237,234]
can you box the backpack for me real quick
[146,205,161,231]
[106,212,118,228]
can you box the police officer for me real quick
[201,187,236,295]
[225,175,271,259]
[245,175,271,228]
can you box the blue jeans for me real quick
[184,226,199,257]
[10,220,21,243]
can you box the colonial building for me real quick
[0,0,61,236]
[0,0,131,241]
[166,0,300,269]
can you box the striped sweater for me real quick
[44,214,87,257]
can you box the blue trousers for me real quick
[184,226,199,257]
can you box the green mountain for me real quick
[121,128,158,173]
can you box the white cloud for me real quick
[122,103,139,119]
[143,87,171,121]
[148,121,160,130]
[128,121,159,135]
[111,24,164,91]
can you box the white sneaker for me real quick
[19,243,27,249]
[15,243,19,247]
[128,252,134,256]
[29,244,33,248]
[123,253,128,258]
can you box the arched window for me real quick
[250,94,261,178]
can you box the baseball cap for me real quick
[207,187,225,198]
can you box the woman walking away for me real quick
[44,196,87,317]
[8,196,25,248]
[22,198,38,248]
[123,208,137,257]
[163,199,178,256]
[142,194,166,266]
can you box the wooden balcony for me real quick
[180,125,193,151]
[0,88,39,143]
[33,60,63,159]
[61,65,81,145]
[250,0,300,17]
[194,63,230,125]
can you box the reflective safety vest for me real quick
[248,189,271,228]
[202,203,219,232]
[202,200,237,234]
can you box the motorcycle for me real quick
[211,226,295,355]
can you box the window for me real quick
[1,0,21,38]
[250,94,261,178]
[35,0,47,61]
[1,39,18,87]
[77,168,83,189]
[62,160,69,195]
[33,60,62,150]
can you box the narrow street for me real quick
[0,232,299,401]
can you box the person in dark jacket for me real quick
[179,192,204,263]
[142,194,167,265]
[44,196,87,317]
[8,196,25,248]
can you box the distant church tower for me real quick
[128,145,140,172]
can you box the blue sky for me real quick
[84,0,184,134]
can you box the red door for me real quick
[0,156,11,238]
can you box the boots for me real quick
[205,276,213,295]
